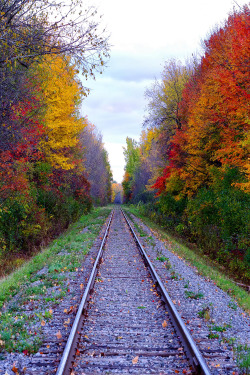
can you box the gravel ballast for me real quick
[0,212,111,375]
[127,210,250,374]
[0,208,249,374]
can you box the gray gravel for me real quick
[73,209,193,374]
[128,211,250,374]
[0,215,110,375]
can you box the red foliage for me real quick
[153,7,250,196]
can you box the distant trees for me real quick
[111,182,123,204]
[123,6,250,282]
[80,122,112,206]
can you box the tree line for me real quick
[122,6,250,282]
[0,0,112,258]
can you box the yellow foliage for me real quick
[38,55,87,170]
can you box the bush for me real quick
[186,168,250,257]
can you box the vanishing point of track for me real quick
[56,208,211,375]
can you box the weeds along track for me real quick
[56,209,211,375]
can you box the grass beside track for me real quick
[124,205,250,314]
[0,206,112,354]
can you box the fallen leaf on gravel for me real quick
[41,320,46,326]
[162,320,167,328]
[56,331,62,339]
[66,306,74,314]
[132,356,139,364]
[64,318,70,325]
[12,364,18,374]
[174,371,179,374]
[80,284,84,289]
[76,349,80,356]
[49,309,53,314]
[64,308,68,313]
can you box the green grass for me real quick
[234,345,250,374]
[124,205,250,313]
[0,206,112,353]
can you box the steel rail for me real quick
[56,210,114,375]
[121,209,211,375]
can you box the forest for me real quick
[122,6,250,283]
[0,0,112,266]
[0,1,249,284]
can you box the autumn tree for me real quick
[122,137,140,202]
[37,55,86,170]
[0,0,110,151]
[138,6,250,280]
[0,0,111,259]
[144,58,194,157]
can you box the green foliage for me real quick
[156,256,169,262]
[184,290,204,299]
[158,193,187,225]
[122,137,141,203]
[208,332,219,339]
[185,168,250,279]
[234,345,250,374]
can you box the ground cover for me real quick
[0,206,111,355]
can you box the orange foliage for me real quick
[154,6,250,196]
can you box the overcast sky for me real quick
[80,0,247,183]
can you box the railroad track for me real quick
[56,208,211,375]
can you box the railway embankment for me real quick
[0,206,249,374]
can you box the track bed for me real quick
[72,210,193,374]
